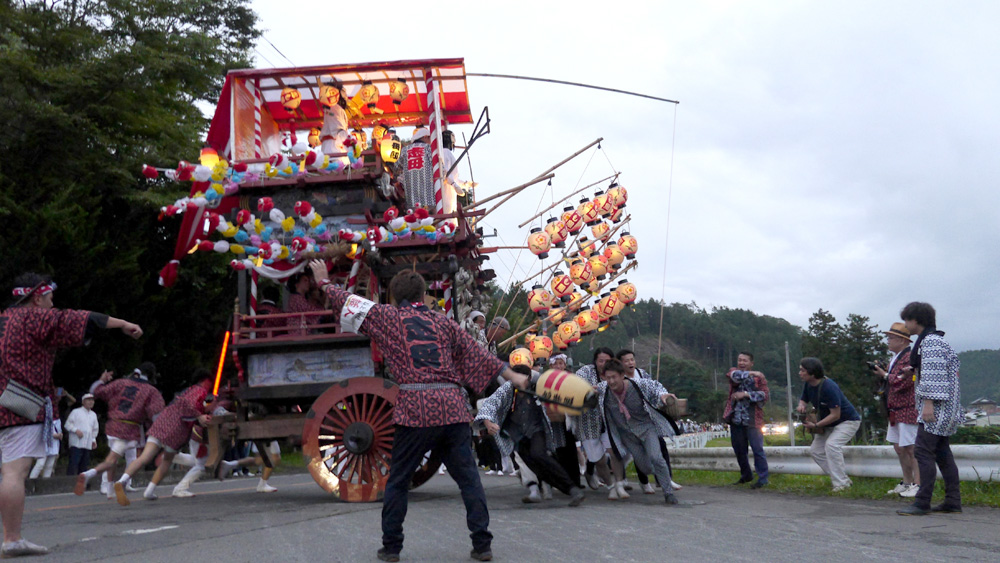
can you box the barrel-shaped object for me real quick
[532,369,598,414]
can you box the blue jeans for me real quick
[731,424,768,482]
[66,446,91,475]
[382,423,492,555]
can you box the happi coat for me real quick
[148,383,211,450]
[93,377,165,442]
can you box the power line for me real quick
[467,73,679,105]
[261,35,296,68]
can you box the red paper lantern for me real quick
[529,336,553,361]
[544,217,569,248]
[320,83,341,108]
[575,307,599,335]
[280,87,301,112]
[558,320,582,345]
[528,284,554,317]
[527,227,552,260]
[561,206,584,235]
[551,270,574,302]
[569,259,593,287]
[619,232,638,259]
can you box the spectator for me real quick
[871,322,919,497]
[64,394,99,475]
[722,352,770,489]
[285,272,322,335]
[796,357,861,492]
[896,302,963,516]
[28,418,61,480]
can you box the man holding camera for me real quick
[871,322,918,497]
[896,302,963,516]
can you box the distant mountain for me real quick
[958,349,1000,405]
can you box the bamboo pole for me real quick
[517,173,618,229]
[531,138,603,181]
[466,174,554,208]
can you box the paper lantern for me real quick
[280,87,301,112]
[509,348,533,368]
[544,217,569,248]
[566,291,585,312]
[607,182,628,208]
[307,128,321,148]
[320,83,341,108]
[558,320,581,345]
[549,305,566,325]
[577,237,596,259]
[389,78,409,105]
[604,242,625,270]
[528,284,554,316]
[552,328,567,351]
[551,270,574,302]
[561,206,584,235]
[578,197,600,226]
[611,290,626,316]
[619,232,638,260]
[591,221,610,242]
[610,206,624,224]
[586,279,600,294]
[359,81,379,109]
[529,336,553,361]
[351,128,368,151]
[588,254,609,280]
[615,279,637,305]
[527,227,551,260]
[575,307,599,335]
[199,147,219,168]
[569,259,593,287]
[380,134,401,163]
[533,369,599,415]
[372,122,390,145]
[594,190,614,218]
[598,292,620,324]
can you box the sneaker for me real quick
[733,477,752,485]
[217,460,237,481]
[568,487,586,507]
[541,482,553,500]
[899,484,919,498]
[114,482,131,507]
[670,480,683,491]
[897,504,930,516]
[664,493,680,505]
[99,481,108,496]
[832,484,851,493]
[930,503,962,513]
[507,471,519,477]
[586,474,601,490]
[607,484,620,500]
[615,481,630,499]
[376,548,400,562]
[125,483,141,493]
[74,473,89,496]
[470,549,493,561]
[485,470,496,475]
[257,480,278,493]
[1,539,49,558]
[437,466,446,475]
[144,490,158,501]
[642,483,656,494]
[621,479,633,491]
[750,481,767,489]
[172,489,195,498]
[887,480,907,495]
[522,489,542,504]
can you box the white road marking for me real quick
[120,525,180,535]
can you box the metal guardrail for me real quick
[668,431,730,449]
[671,444,1000,481]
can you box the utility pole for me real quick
[785,341,795,446]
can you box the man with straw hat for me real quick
[871,322,918,497]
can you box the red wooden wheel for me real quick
[302,377,398,502]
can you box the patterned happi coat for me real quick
[148,383,210,451]
[722,369,769,428]
[325,286,505,427]
[568,364,603,440]
[914,333,963,436]
[0,306,90,429]
[396,142,435,210]
[885,348,917,425]
[596,378,677,456]
[475,381,564,457]
[93,377,165,442]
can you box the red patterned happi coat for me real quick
[148,383,210,450]
[325,286,505,427]
[0,306,90,429]
[93,378,166,442]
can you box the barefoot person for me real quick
[112,370,214,506]
[1,272,142,557]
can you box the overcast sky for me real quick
[250,0,999,352]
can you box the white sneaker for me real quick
[900,484,919,498]
[642,483,656,494]
[522,488,542,503]
[541,482,553,500]
[485,470,496,475]
[437,466,446,475]
[100,482,109,495]
[144,490,158,501]
[615,481,630,499]
[257,480,277,493]
[670,480,683,491]
[172,489,195,498]
[586,474,601,490]
[1,539,49,558]
[832,484,851,493]
[887,481,907,495]
[508,471,519,477]
[125,484,141,493]
[607,484,620,500]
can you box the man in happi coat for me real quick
[308,261,529,563]
[75,362,165,498]
[0,272,142,558]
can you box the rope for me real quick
[656,104,679,378]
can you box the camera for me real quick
[866,360,884,371]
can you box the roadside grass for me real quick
[274,449,306,473]
[661,469,1000,508]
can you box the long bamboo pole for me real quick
[517,173,618,229]
[466,174,553,208]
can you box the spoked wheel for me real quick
[302,377,398,502]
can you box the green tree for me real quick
[0,0,260,395]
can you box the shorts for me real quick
[0,424,46,464]
[886,422,918,447]
[107,435,139,456]
[580,433,611,463]
[147,436,179,454]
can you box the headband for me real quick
[12,282,56,298]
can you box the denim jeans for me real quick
[913,424,961,509]
[382,423,492,555]
[731,424,769,483]
[66,446,91,475]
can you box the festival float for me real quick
[151,58,640,501]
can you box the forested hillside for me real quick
[958,349,1000,403]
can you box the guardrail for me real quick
[671,445,1000,481]
[668,431,729,449]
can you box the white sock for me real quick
[82,469,98,480]
[144,482,156,495]
[117,474,131,485]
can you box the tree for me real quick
[0,0,261,395]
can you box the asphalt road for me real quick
[18,470,1000,562]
